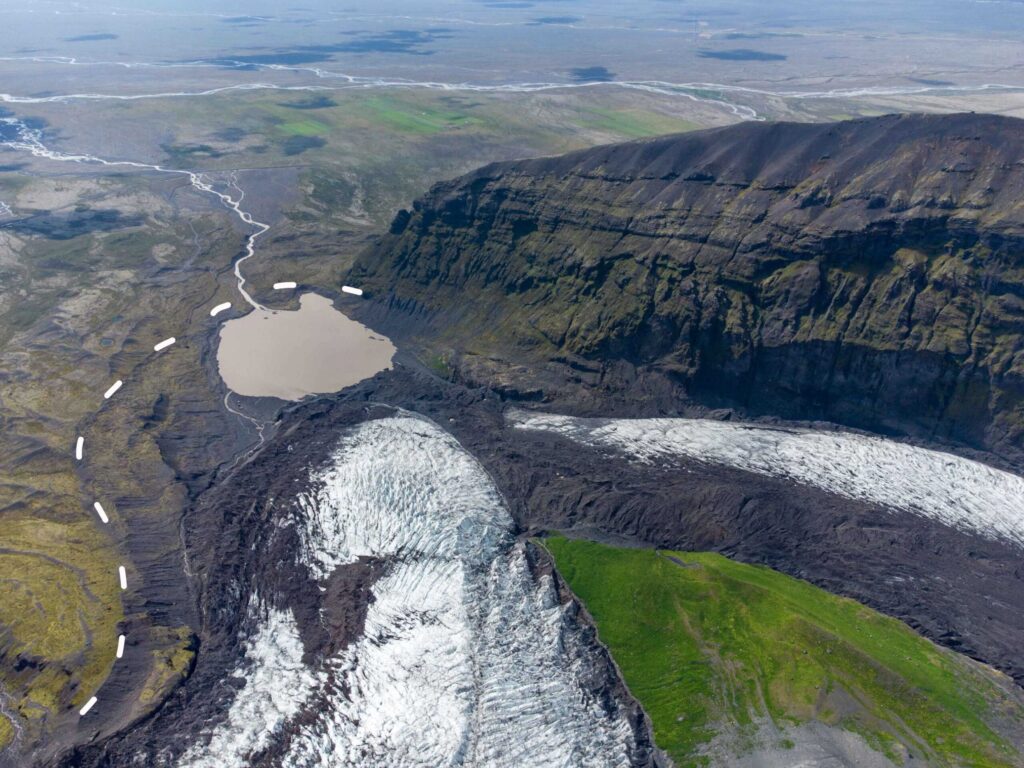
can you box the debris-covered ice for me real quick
[510,411,1024,549]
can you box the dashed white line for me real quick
[68,229,376,721]
[93,502,110,524]
[79,696,97,717]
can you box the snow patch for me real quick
[510,411,1024,548]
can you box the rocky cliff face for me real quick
[351,113,1024,467]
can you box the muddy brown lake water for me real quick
[216,293,395,400]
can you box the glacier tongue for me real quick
[183,415,637,767]
[295,418,512,580]
[509,411,1024,549]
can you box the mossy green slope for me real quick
[0,172,246,754]
[544,537,1024,767]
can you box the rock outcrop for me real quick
[351,113,1024,467]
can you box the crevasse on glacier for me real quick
[180,600,320,768]
[509,411,1024,549]
[182,416,637,768]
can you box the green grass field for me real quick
[578,106,699,138]
[280,118,329,137]
[544,537,1024,768]
[350,95,486,135]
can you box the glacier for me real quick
[181,415,637,767]
[180,600,322,767]
[509,411,1024,549]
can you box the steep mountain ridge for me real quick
[350,112,1024,466]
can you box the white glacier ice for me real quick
[183,416,636,767]
[180,600,321,767]
[295,417,510,582]
[509,411,1024,549]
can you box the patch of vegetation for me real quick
[0,714,12,750]
[424,351,453,379]
[578,107,698,138]
[543,538,1024,768]
[139,626,196,707]
[353,94,485,135]
[0,516,122,712]
[280,118,329,137]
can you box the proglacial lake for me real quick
[216,293,395,400]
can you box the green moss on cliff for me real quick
[139,627,195,708]
[0,714,12,750]
[353,114,1024,462]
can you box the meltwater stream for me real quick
[181,416,638,767]
[0,116,268,310]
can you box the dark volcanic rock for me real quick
[349,113,1024,468]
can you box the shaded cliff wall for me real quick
[351,113,1024,465]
